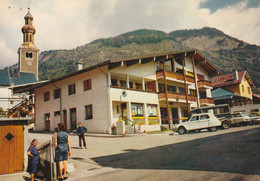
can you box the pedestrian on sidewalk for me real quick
[77,122,87,149]
[54,123,71,180]
[27,139,42,181]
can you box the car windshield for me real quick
[241,112,247,116]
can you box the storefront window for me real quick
[147,104,157,117]
[131,103,143,117]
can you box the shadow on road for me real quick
[91,128,260,175]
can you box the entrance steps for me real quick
[125,125,143,134]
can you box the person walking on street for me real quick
[77,122,87,149]
[54,123,71,180]
[27,139,42,181]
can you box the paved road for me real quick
[1,125,260,181]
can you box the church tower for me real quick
[18,7,39,80]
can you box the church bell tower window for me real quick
[26,52,33,58]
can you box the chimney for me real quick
[233,70,238,81]
[76,62,83,71]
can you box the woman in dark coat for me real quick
[27,139,42,181]
[54,123,71,180]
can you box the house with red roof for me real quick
[211,70,260,113]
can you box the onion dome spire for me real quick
[21,7,36,43]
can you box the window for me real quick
[147,104,157,117]
[120,80,127,88]
[26,52,33,58]
[68,84,76,95]
[199,91,206,99]
[111,79,118,86]
[158,84,165,93]
[176,68,184,75]
[248,87,251,94]
[85,105,93,119]
[197,74,205,80]
[44,113,50,121]
[200,115,209,120]
[83,79,92,91]
[129,82,134,88]
[131,103,143,117]
[53,89,61,99]
[167,85,176,93]
[54,111,60,116]
[183,110,189,117]
[135,83,143,90]
[44,91,50,102]
[242,85,244,93]
[233,113,242,117]
[175,58,184,66]
[178,87,185,94]
[191,116,199,122]
[190,89,196,96]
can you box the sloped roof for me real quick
[211,71,254,88]
[10,72,37,86]
[12,50,221,93]
[211,88,234,101]
[110,49,221,75]
[253,94,260,99]
[0,69,11,86]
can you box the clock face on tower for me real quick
[27,61,32,67]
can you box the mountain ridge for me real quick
[8,27,260,88]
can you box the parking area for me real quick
[1,124,260,181]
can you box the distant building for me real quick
[14,50,220,133]
[211,70,259,113]
[0,8,38,112]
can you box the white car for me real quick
[173,113,221,135]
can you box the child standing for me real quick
[76,122,87,149]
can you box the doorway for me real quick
[121,103,127,118]
[160,108,168,124]
[70,108,77,131]
[171,108,179,124]
[63,110,67,131]
[44,113,50,131]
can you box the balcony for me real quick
[198,80,213,89]
[159,92,197,103]
[199,98,215,105]
[156,70,195,84]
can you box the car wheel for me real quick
[222,121,230,129]
[208,127,217,132]
[178,127,186,135]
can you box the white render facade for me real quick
[30,50,219,133]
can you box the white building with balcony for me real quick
[14,50,220,133]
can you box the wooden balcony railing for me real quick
[159,92,197,102]
[198,80,213,87]
[110,85,156,93]
[199,98,214,104]
[156,70,195,83]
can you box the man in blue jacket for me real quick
[77,122,87,149]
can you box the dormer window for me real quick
[26,52,33,58]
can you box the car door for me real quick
[231,113,243,124]
[188,115,200,130]
[199,114,209,128]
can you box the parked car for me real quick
[216,112,251,128]
[172,113,221,135]
[231,112,251,126]
[248,113,260,125]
